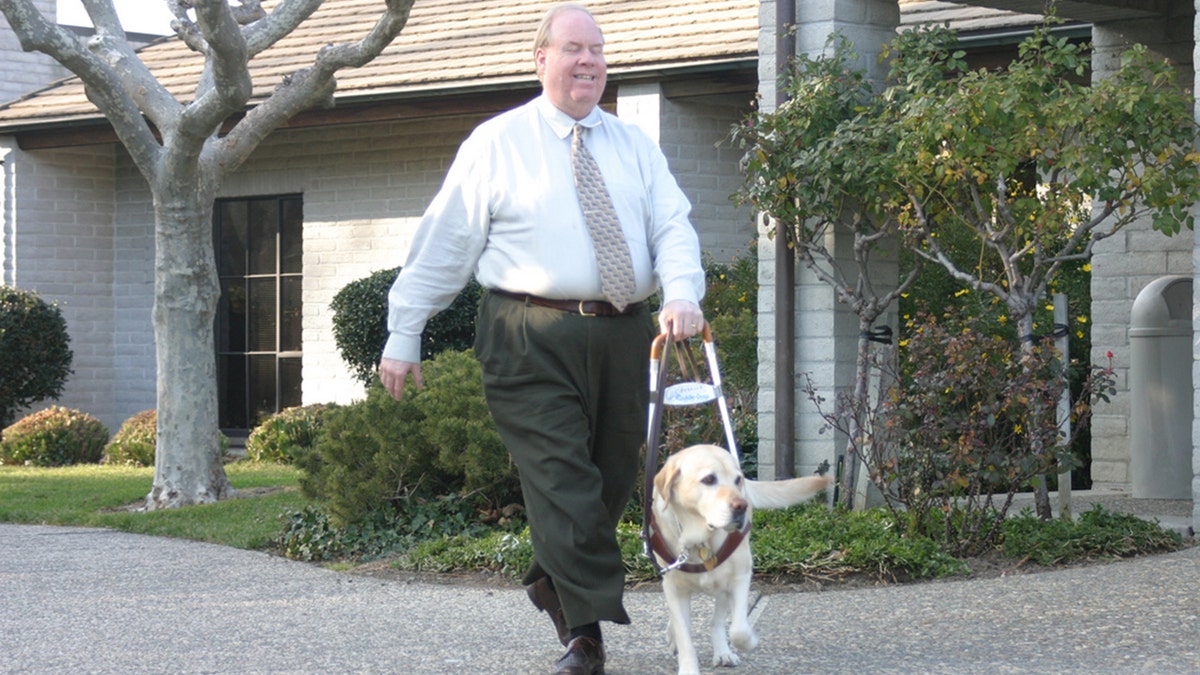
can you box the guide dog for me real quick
[649,444,832,675]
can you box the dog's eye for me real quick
[735,475,743,486]
[700,474,717,486]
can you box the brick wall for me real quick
[8,143,117,429]
[660,93,756,261]
[111,148,156,425]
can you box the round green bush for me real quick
[330,267,482,386]
[246,403,336,464]
[103,409,157,466]
[1,406,109,467]
[0,286,73,427]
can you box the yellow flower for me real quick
[1082,263,1092,272]
[1076,316,1088,324]
[1045,303,1054,311]
[1076,330,1084,339]
[954,288,969,298]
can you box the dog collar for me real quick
[646,514,751,574]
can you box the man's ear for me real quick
[534,49,547,80]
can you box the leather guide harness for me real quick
[641,325,747,575]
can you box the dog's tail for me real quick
[745,475,833,510]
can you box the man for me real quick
[378,4,705,673]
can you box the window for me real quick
[213,195,303,433]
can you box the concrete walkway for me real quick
[1,519,1197,674]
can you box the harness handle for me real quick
[641,328,675,567]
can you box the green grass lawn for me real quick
[0,462,307,550]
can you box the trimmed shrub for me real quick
[246,403,336,464]
[103,409,156,466]
[0,286,73,427]
[1,406,109,467]
[100,409,232,467]
[299,349,518,526]
[330,267,483,386]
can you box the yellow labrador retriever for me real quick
[649,444,832,675]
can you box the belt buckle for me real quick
[577,300,597,317]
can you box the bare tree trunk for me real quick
[840,320,874,509]
[1016,311,1053,520]
[146,193,231,509]
[0,0,417,509]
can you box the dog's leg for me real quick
[728,574,759,655]
[663,579,702,675]
[710,589,739,667]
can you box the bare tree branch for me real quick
[180,0,253,140]
[167,0,207,52]
[78,0,121,34]
[229,0,266,24]
[244,0,322,56]
[0,0,161,176]
[79,0,182,135]
[214,0,415,172]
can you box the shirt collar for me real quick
[536,94,604,140]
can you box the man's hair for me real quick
[532,2,601,53]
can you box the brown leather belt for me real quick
[490,288,642,317]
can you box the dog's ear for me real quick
[654,455,680,504]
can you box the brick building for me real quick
[0,0,1195,525]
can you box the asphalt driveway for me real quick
[1,523,1197,674]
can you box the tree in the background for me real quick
[735,24,1200,516]
[887,26,1200,517]
[732,36,922,507]
[0,0,415,508]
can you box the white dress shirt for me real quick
[383,94,705,364]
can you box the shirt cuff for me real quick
[661,279,703,307]
[381,333,422,364]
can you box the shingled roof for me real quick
[0,0,758,129]
[0,0,1059,134]
[898,0,1042,33]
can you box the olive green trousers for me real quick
[474,291,653,628]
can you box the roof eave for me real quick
[0,55,757,138]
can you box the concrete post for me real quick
[755,0,900,480]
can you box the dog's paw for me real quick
[712,648,741,668]
[731,627,759,653]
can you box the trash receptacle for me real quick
[1129,275,1193,499]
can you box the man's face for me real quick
[535,9,607,120]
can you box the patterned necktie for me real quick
[571,124,636,311]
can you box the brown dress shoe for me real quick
[526,577,570,646]
[552,636,605,675]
